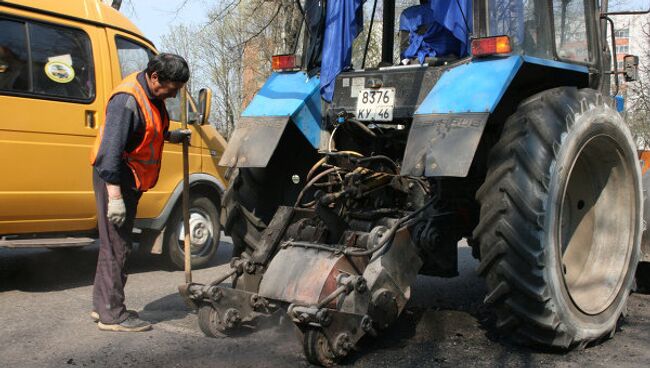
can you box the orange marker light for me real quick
[471,36,512,57]
[272,54,297,71]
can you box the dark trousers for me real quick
[92,169,142,324]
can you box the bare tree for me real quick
[160,24,200,95]
[158,0,300,138]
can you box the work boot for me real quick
[90,310,139,323]
[97,316,152,332]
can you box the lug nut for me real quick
[316,309,332,327]
[209,287,223,301]
[355,277,367,293]
[361,315,373,332]
[335,333,353,355]
[223,308,241,329]
[245,261,256,274]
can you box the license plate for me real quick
[355,88,395,121]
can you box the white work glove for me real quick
[107,197,127,227]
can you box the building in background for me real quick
[611,14,650,148]
[611,15,648,94]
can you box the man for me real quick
[89,53,192,332]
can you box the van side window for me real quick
[115,36,154,77]
[0,17,94,101]
[30,22,94,99]
[0,19,30,92]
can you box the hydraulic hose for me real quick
[344,197,436,258]
[353,155,398,173]
[347,118,377,138]
[294,167,343,207]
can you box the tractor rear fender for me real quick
[401,55,590,177]
[219,72,322,168]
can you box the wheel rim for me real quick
[559,135,636,315]
[304,328,336,366]
[176,208,214,257]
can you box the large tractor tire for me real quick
[474,87,642,349]
[221,123,319,260]
[221,168,278,259]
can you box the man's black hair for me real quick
[145,53,190,83]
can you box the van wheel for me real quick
[165,195,220,270]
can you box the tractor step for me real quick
[0,237,95,248]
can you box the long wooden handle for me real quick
[180,87,191,284]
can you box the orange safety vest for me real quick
[90,73,169,192]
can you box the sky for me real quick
[119,0,212,48]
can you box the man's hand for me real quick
[107,197,127,227]
[167,128,192,144]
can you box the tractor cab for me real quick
[318,0,599,127]
[291,0,642,126]
[221,0,639,171]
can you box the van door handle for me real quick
[85,110,96,128]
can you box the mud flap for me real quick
[219,116,289,168]
[401,113,488,177]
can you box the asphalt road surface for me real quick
[1,237,649,368]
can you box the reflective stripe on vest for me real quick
[89,73,168,191]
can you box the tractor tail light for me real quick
[272,54,297,71]
[471,36,512,57]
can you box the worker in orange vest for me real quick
[89,53,191,332]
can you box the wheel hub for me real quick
[177,210,213,256]
[559,135,636,315]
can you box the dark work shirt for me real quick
[93,72,169,186]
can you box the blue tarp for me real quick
[320,0,472,102]
[400,1,471,63]
[319,0,363,102]
[430,0,472,56]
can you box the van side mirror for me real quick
[198,88,212,125]
[624,55,639,82]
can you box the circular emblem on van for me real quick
[44,61,75,83]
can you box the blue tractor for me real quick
[180,0,647,365]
